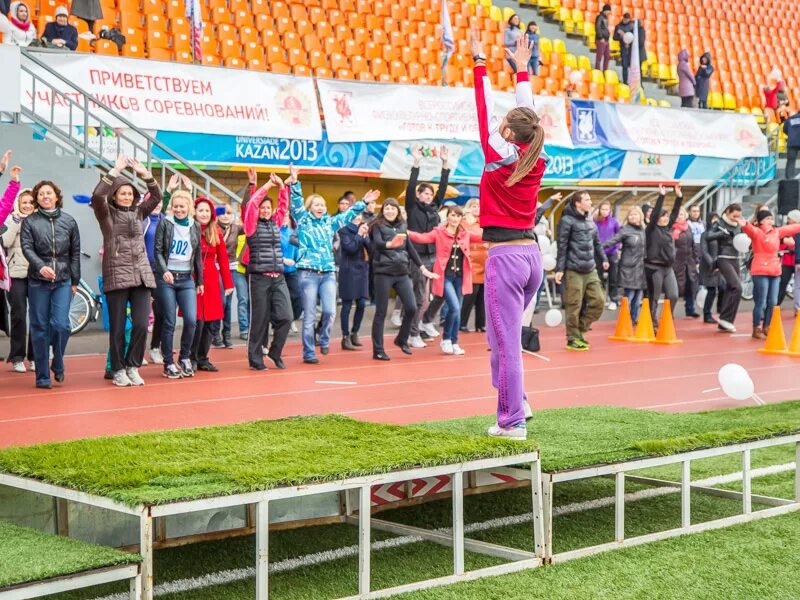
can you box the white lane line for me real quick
[88,463,795,600]
[314,380,358,385]
[702,387,721,393]
[523,351,551,362]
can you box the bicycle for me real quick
[69,252,103,335]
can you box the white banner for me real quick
[22,53,322,139]
[0,45,21,114]
[317,79,572,147]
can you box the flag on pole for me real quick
[440,0,455,85]
[185,0,203,63]
[629,20,643,103]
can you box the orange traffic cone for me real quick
[786,313,800,357]
[608,296,635,341]
[758,306,788,355]
[631,298,656,342]
[654,300,683,344]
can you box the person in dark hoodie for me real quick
[705,203,743,331]
[695,53,714,109]
[677,49,696,107]
[602,205,646,324]
[594,4,612,72]
[91,154,161,387]
[405,144,450,348]
[699,212,724,323]
[644,184,682,324]
[42,6,78,50]
[613,13,635,84]
[555,192,608,351]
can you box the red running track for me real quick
[1,314,799,448]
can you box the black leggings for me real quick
[645,264,678,322]
[372,274,416,353]
[461,283,485,330]
[105,285,151,372]
[716,257,742,324]
[341,298,366,336]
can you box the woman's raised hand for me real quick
[658,184,667,196]
[363,189,381,204]
[270,173,285,189]
[113,154,128,173]
[469,28,484,58]
[9,166,21,182]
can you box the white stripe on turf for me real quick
[90,462,795,599]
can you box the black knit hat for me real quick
[602,4,612,11]
[756,209,773,223]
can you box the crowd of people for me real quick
[555,186,800,351]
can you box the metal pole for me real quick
[256,501,269,600]
[82,96,89,169]
[795,442,799,503]
[139,509,154,600]
[615,472,625,542]
[681,460,691,529]
[742,449,752,515]
[358,485,371,597]
[452,471,464,576]
[541,476,553,562]
[530,459,545,558]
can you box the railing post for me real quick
[681,460,691,529]
[358,485,371,597]
[742,448,752,514]
[256,500,269,600]
[452,471,464,576]
[615,471,625,542]
[82,95,89,168]
[794,442,799,503]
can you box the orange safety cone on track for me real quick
[758,306,788,355]
[631,298,656,342]
[786,313,800,357]
[608,296,635,341]
[654,300,683,344]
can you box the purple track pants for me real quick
[484,243,543,428]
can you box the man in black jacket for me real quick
[594,4,612,72]
[404,144,449,347]
[783,109,800,180]
[555,192,608,350]
[613,13,636,84]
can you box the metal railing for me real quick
[685,126,782,214]
[17,48,240,205]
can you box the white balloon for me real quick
[549,243,557,258]
[545,309,563,327]
[718,363,755,401]
[569,70,583,84]
[534,223,548,237]
[538,236,551,254]
[623,31,634,44]
[542,254,557,271]
[733,233,751,253]
[695,286,708,308]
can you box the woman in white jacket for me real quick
[2,181,35,372]
[0,1,36,46]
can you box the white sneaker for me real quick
[149,348,164,365]
[523,400,533,420]
[141,357,149,366]
[440,339,454,354]
[112,369,132,387]
[12,362,26,373]
[263,346,269,355]
[452,344,465,355]
[290,321,298,333]
[421,321,440,337]
[126,367,145,386]
[718,319,736,332]
[408,335,427,348]
[608,302,618,310]
[390,309,402,327]
[28,361,35,372]
[487,423,528,441]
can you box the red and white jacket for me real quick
[474,65,547,231]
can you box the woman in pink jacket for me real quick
[739,209,800,338]
[408,206,482,355]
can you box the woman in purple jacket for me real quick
[594,200,621,308]
[677,49,696,108]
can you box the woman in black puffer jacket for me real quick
[699,212,724,323]
[20,180,80,389]
[603,205,646,324]
[644,184,683,323]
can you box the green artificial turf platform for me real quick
[0,415,535,507]
[0,520,139,588]
[419,401,800,472]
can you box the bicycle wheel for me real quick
[70,288,93,334]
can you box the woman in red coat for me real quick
[191,197,233,371]
[408,206,482,355]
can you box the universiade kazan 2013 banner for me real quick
[569,99,768,160]
[21,53,322,140]
[316,79,573,148]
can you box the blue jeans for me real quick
[27,279,72,386]
[442,274,464,343]
[232,271,249,333]
[528,55,539,76]
[299,270,336,360]
[752,275,780,328]
[623,288,644,323]
[156,275,197,366]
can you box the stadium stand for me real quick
[527,0,799,116]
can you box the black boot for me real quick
[350,332,362,347]
[212,334,224,348]
[342,335,356,351]
[222,331,233,349]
